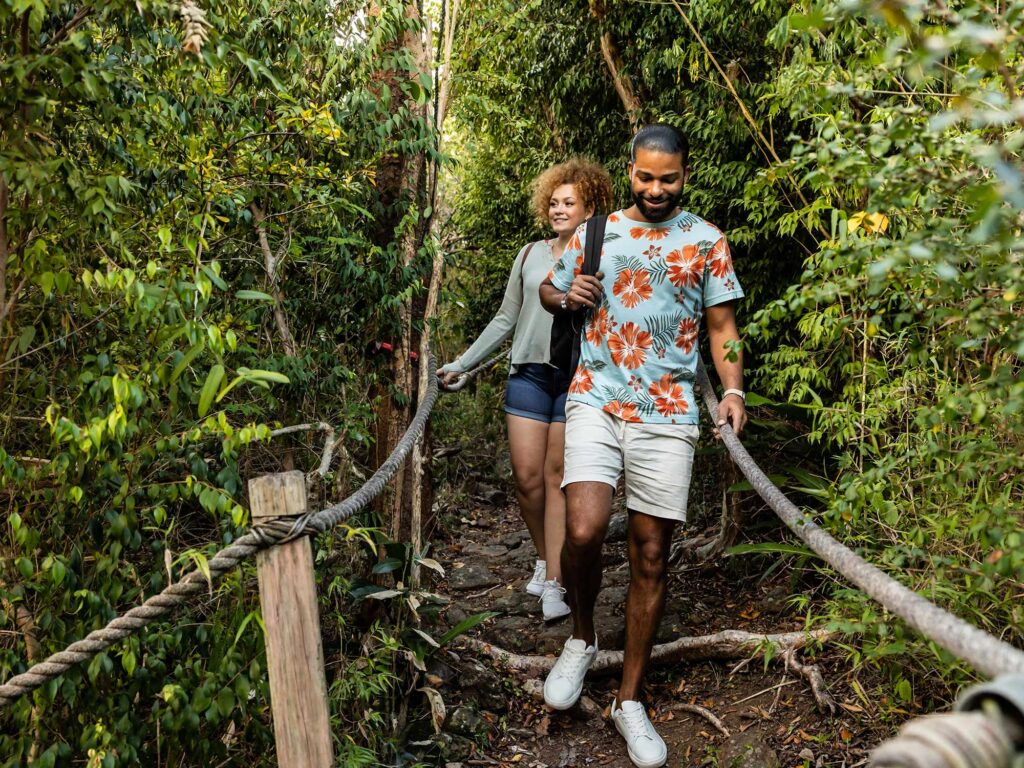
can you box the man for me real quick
[538,124,746,768]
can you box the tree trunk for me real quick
[369,1,433,545]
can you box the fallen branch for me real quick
[269,422,337,480]
[677,702,730,736]
[458,628,834,677]
[783,647,836,714]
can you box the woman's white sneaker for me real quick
[543,636,597,709]
[540,579,571,621]
[611,699,667,768]
[525,559,546,596]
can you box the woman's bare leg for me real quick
[543,421,566,582]
[506,414,550,557]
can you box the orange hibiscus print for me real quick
[586,306,611,346]
[675,317,698,352]
[630,226,671,241]
[570,367,594,395]
[608,212,620,223]
[607,322,652,369]
[612,268,653,309]
[648,374,689,417]
[603,400,641,422]
[666,244,705,288]
[708,238,733,278]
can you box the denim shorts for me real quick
[504,363,571,424]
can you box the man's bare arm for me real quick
[539,278,565,315]
[540,275,605,315]
[705,302,747,435]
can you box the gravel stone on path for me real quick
[500,529,531,548]
[490,590,539,617]
[461,542,508,558]
[499,543,537,569]
[488,615,540,653]
[449,564,500,591]
[720,732,782,768]
[536,623,573,655]
[596,585,628,609]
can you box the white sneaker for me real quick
[540,579,571,621]
[611,699,668,768]
[543,636,597,710]
[525,559,546,596]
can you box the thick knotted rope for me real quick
[440,347,511,392]
[695,357,1024,678]
[0,354,439,709]
[869,712,1014,767]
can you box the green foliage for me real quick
[1,0,442,764]
[745,0,1024,689]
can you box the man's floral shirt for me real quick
[548,209,743,424]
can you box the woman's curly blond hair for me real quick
[530,158,614,228]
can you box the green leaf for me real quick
[171,339,206,383]
[437,611,500,646]
[235,290,275,301]
[216,688,235,717]
[200,264,227,291]
[241,368,290,384]
[726,542,820,559]
[198,364,225,416]
[372,557,404,574]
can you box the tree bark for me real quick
[249,203,297,357]
[0,175,9,331]
[589,0,642,129]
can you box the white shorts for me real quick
[561,400,699,522]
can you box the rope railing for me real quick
[0,353,440,710]
[694,357,1024,678]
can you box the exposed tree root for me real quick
[677,702,731,736]
[783,647,836,714]
[480,630,837,719]
[458,628,833,677]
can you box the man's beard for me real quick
[632,189,680,222]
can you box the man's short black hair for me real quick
[630,124,689,166]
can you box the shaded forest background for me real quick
[1,0,1022,765]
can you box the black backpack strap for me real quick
[582,216,607,277]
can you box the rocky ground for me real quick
[426,484,899,768]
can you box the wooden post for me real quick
[248,471,333,767]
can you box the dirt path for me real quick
[429,494,895,768]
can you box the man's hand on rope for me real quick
[714,395,747,439]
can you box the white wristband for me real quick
[722,388,745,402]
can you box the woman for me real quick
[438,159,614,621]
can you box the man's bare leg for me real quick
[561,480,615,646]
[618,511,676,702]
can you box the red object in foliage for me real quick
[380,342,393,352]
